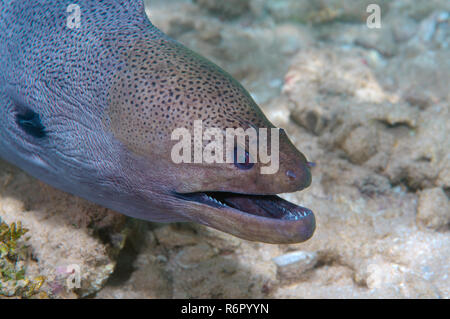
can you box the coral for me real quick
[0,219,46,298]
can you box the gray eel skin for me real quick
[0,0,315,243]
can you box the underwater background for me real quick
[0,0,448,298]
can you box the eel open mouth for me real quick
[178,192,313,221]
[175,191,315,243]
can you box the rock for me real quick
[264,0,389,24]
[193,224,243,251]
[264,0,315,23]
[353,173,392,197]
[341,126,378,164]
[382,50,449,106]
[417,188,450,231]
[391,16,418,43]
[283,47,388,109]
[436,164,450,189]
[194,0,250,19]
[290,106,337,136]
[153,224,200,248]
[96,228,172,299]
[174,243,218,269]
[383,105,449,190]
[147,1,313,106]
[273,251,318,283]
[364,262,442,298]
[354,27,398,57]
[284,44,449,192]
[0,160,128,298]
[392,0,450,22]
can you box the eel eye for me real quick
[234,146,254,170]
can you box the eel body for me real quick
[0,0,315,243]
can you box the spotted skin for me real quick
[0,0,315,243]
[108,38,271,151]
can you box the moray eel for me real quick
[0,0,315,243]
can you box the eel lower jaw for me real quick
[174,191,316,244]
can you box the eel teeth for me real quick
[280,207,311,220]
[205,194,228,207]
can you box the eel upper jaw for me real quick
[173,191,315,244]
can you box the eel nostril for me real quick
[286,170,296,180]
[306,161,316,168]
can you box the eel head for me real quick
[106,37,315,244]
